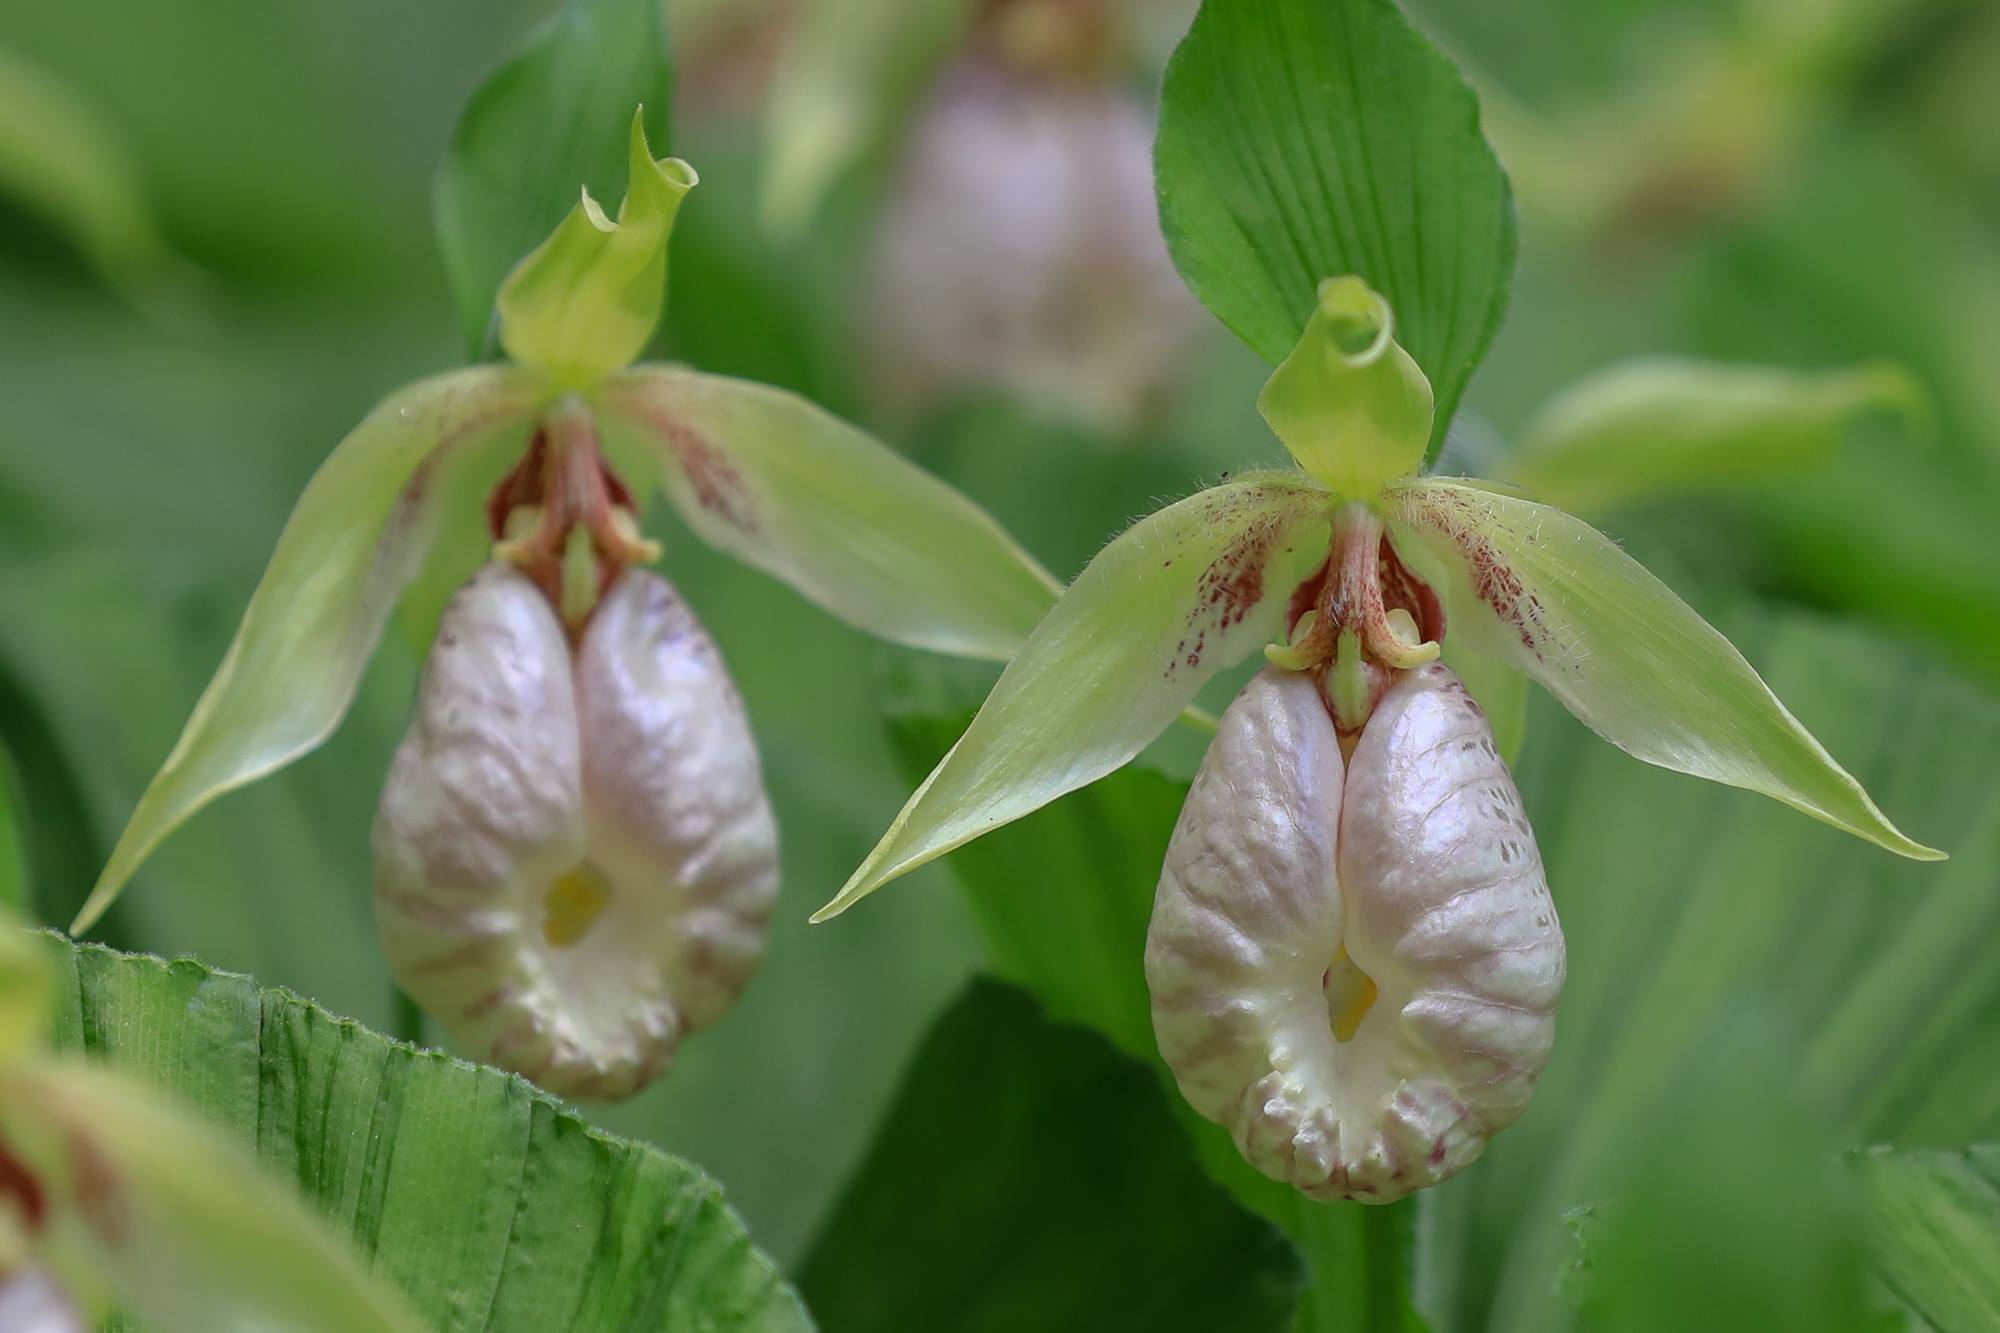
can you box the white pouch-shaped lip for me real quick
[1146,662,1564,1202]
[372,564,778,1102]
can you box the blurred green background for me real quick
[1,0,1996,1325]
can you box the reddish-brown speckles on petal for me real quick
[1401,489,1548,659]
[1166,491,1313,679]
[0,1134,47,1234]
[67,1127,129,1250]
[644,413,761,537]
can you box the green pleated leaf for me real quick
[1154,0,1515,450]
[1386,478,1940,860]
[1547,1027,1878,1333]
[1420,609,2000,1333]
[817,472,1331,920]
[1854,1146,2000,1333]
[434,0,673,359]
[1509,358,1926,514]
[595,365,1061,661]
[73,368,543,935]
[36,933,809,1332]
[878,664,1430,1333]
[798,978,1304,1332]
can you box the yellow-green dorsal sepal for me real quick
[497,106,696,391]
[1257,276,1436,497]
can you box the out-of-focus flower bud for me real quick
[864,57,1206,433]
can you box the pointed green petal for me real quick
[2,1062,424,1333]
[1512,357,1927,513]
[497,108,695,390]
[72,368,543,934]
[1258,277,1434,495]
[816,473,1333,920]
[595,366,1060,660]
[1386,478,1942,860]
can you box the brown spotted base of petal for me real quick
[372,565,777,1102]
[1145,663,1564,1202]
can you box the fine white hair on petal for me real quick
[1146,663,1564,1202]
[372,564,777,1102]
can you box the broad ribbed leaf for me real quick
[1,1062,425,1333]
[799,979,1304,1331]
[434,0,672,358]
[1423,611,2000,1333]
[38,934,808,1331]
[72,369,542,933]
[1386,478,1939,860]
[1854,1146,2000,1333]
[595,365,1060,660]
[817,473,1331,919]
[1154,0,1515,450]
[1510,358,1924,514]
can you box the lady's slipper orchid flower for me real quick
[71,108,1059,937]
[820,275,1942,923]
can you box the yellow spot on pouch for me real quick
[544,865,612,947]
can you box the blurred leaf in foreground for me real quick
[0,922,422,1333]
[799,977,1304,1332]
[1854,1145,2000,1333]
[35,933,808,1331]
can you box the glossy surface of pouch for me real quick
[1146,663,1563,1202]
[373,565,777,1101]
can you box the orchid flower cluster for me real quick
[73,74,1937,1212]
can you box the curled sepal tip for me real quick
[1385,478,1944,861]
[497,106,696,390]
[72,367,543,935]
[595,366,1061,661]
[1258,277,1435,497]
[815,472,1332,920]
